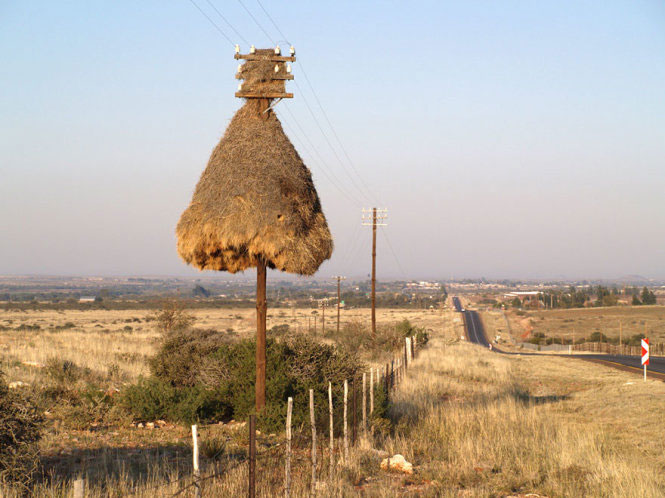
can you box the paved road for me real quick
[453,296,665,381]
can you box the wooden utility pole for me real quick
[235,45,296,412]
[362,208,387,336]
[256,261,267,411]
[320,299,327,335]
[332,276,346,334]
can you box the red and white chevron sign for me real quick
[641,338,650,366]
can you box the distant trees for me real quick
[192,284,211,298]
[631,287,657,306]
[594,286,618,307]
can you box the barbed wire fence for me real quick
[84,336,422,497]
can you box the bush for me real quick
[121,377,229,424]
[149,328,237,387]
[153,301,195,335]
[0,373,42,491]
[126,332,364,433]
[45,357,87,384]
[326,320,430,358]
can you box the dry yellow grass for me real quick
[0,307,446,384]
[4,307,664,496]
[497,306,665,344]
[380,318,665,496]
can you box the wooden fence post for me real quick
[309,389,317,497]
[352,378,357,446]
[249,416,256,498]
[73,478,84,498]
[328,382,334,476]
[343,380,349,463]
[362,372,367,436]
[404,341,408,369]
[369,369,374,415]
[285,397,292,498]
[192,425,201,498]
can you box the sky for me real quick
[1,1,664,281]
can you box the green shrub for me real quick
[121,377,178,422]
[44,357,87,384]
[0,373,42,491]
[127,332,364,432]
[149,328,236,387]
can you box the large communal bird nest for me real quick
[176,74,333,275]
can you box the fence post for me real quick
[413,335,417,357]
[328,382,334,477]
[285,397,292,498]
[384,364,389,394]
[73,478,84,498]
[404,341,408,369]
[369,369,374,416]
[248,416,256,498]
[352,378,357,446]
[362,372,367,436]
[343,380,349,463]
[309,389,317,497]
[192,425,201,498]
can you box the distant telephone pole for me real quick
[362,208,387,336]
[319,299,328,335]
[332,276,346,334]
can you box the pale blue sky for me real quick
[1,1,664,280]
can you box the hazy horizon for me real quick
[2,1,664,280]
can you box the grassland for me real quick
[3,306,665,496]
[0,307,446,385]
[481,306,665,345]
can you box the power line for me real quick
[297,64,379,205]
[380,226,407,280]
[237,0,274,44]
[292,79,372,204]
[256,0,291,44]
[247,0,379,205]
[186,0,235,46]
[279,121,360,206]
[277,106,363,206]
[203,0,250,46]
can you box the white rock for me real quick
[8,381,28,389]
[380,454,413,474]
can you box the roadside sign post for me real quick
[641,338,649,382]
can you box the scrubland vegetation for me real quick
[2,305,664,496]
[485,305,665,345]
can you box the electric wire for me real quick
[255,0,291,45]
[297,64,380,205]
[237,0,274,44]
[203,0,250,46]
[380,226,408,280]
[186,0,235,46]
[277,113,360,206]
[277,106,363,206]
[244,0,378,205]
[291,78,372,204]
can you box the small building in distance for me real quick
[79,296,95,303]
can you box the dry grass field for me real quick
[0,306,446,385]
[3,306,665,496]
[481,306,665,345]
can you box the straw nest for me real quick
[176,100,333,275]
[237,49,288,95]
